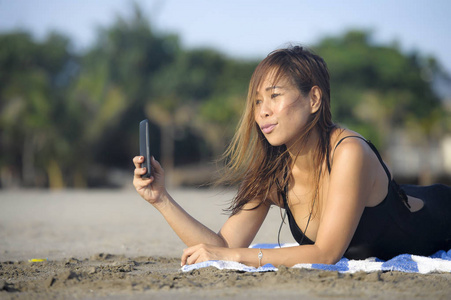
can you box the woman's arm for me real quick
[133,156,226,247]
[133,156,270,248]
[182,138,377,266]
[313,137,380,263]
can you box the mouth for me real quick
[260,123,276,134]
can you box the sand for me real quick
[1,188,450,299]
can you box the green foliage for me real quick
[0,31,76,187]
[314,30,444,148]
[0,9,449,188]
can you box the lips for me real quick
[261,123,276,134]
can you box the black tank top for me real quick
[283,136,451,260]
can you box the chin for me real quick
[265,137,285,147]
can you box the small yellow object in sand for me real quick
[28,258,47,262]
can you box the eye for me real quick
[255,99,262,105]
[271,93,280,99]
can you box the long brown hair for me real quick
[219,46,336,215]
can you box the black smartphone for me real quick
[139,119,152,178]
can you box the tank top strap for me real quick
[329,136,392,181]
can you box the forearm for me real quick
[153,191,226,247]
[235,244,335,268]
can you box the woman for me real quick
[133,46,451,267]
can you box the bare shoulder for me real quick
[241,197,272,210]
[327,129,389,207]
[329,129,375,171]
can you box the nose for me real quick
[259,100,272,118]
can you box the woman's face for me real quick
[254,72,314,148]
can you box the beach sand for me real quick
[1,188,450,299]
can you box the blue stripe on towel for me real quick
[381,254,419,273]
[311,258,351,272]
[431,249,451,260]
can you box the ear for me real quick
[309,86,322,114]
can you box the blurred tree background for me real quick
[1,6,450,189]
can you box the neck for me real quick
[287,127,320,174]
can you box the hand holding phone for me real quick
[139,119,152,178]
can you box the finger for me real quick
[181,245,200,266]
[133,156,145,168]
[192,246,211,264]
[181,255,187,267]
[133,169,152,186]
[134,167,147,177]
[186,251,202,266]
[181,247,192,266]
[133,176,152,190]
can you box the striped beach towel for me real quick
[181,243,451,274]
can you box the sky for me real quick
[0,0,450,74]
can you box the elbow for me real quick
[314,246,343,265]
[321,255,341,265]
[217,232,230,248]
